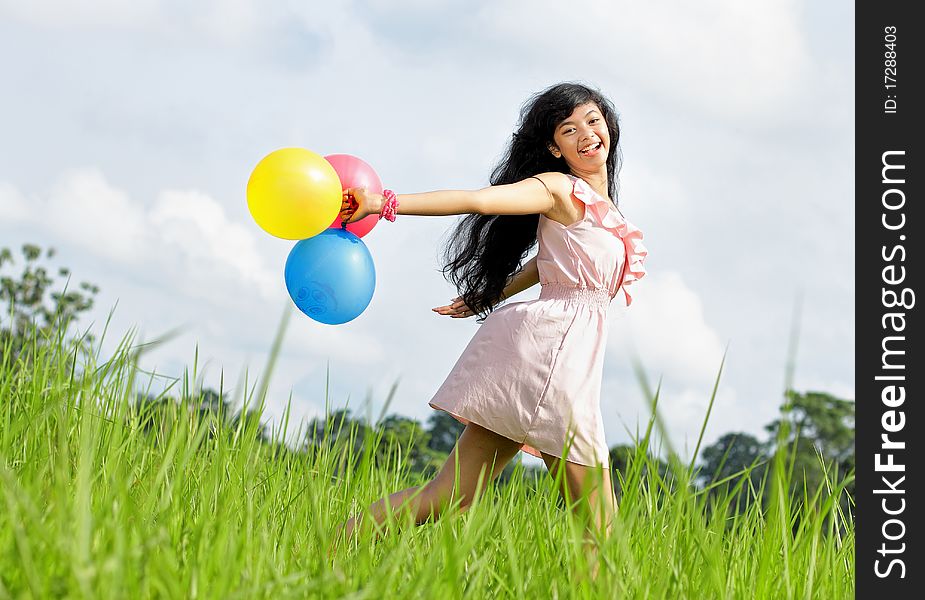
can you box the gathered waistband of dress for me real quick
[539,282,612,308]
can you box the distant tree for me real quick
[425,410,465,454]
[134,386,272,447]
[771,390,854,464]
[303,408,373,475]
[609,443,670,498]
[135,392,178,440]
[305,408,369,449]
[377,414,445,476]
[302,409,454,477]
[697,432,766,488]
[229,407,271,443]
[765,390,855,498]
[1,243,99,365]
[697,432,767,514]
[609,444,636,478]
[197,388,229,421]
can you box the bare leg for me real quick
[330,422,522,556]
[541,452,617,582]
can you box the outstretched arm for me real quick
[341,173,569,223]
[499,255,540,301]
[433,255,540,318]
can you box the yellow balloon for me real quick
[246,147,343,240]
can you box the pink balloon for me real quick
[324,154,383,239]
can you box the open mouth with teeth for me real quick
[579,142,603,156]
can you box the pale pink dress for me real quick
[428,175,648,467]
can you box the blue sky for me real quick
[0,1,854,463]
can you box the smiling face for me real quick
[548,102,610,173]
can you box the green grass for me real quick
[0,312,855,599]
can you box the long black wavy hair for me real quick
[441,82,623,323]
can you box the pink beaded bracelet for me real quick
[379,189,399,222]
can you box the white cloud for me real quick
[1,167,388,441]
[616,160,690,225]
[0,182,29,221]
[189,0,262,44]
[0,0,809,124]
[0,0,299,48]
[616,270,727,384]
[285,315,388,366]
[44,168,147,263]
[474,0,808,121]
[791,376,855,402]
[149,188,277,299]
[0,0,161,30]
[600,270,751,453]
[0,169,277,302]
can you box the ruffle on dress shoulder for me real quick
[569,175,648,306]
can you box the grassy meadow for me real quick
[0,312,855,599]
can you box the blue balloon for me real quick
[284,228,376,324]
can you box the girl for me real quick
[331,82,647,574]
